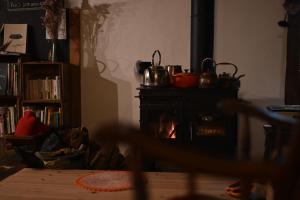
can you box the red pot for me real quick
[172,70,199,88]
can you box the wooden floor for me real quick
[0,168,236,200]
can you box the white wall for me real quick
[67,0,287,157]
[67,0,191,134]
[214,0,287,157]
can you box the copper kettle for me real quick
[216,62,245,89]
[199,58,217,88]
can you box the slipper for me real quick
[225,188,242,198]
[225,180,241,191]
[225,180,255,198]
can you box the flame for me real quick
[168,122,176,139]
[158,113,176,139]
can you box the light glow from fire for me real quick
[158,113,176,139]
[168,122,176,139]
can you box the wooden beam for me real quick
[69,9,81,66]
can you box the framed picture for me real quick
[3,24,27,54]
[45,9,67,40]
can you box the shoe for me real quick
[225,181,266,200]
[225,181,254,198]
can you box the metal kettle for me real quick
[142,50,170,87]
[165,65,182,84]
[199,58,217,88]
[216,62,245,89]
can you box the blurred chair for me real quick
[93,99,300,200]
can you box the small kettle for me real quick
[216,62,245,89]
[199,58,217,88]
[142,50,170,87]
[165,65,182,84]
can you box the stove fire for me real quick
[168,123,176,138]
[158,113,176,139]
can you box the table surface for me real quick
[0,168,235,200]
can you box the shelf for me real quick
[0,96,18,100]
[23,61,65,65]
[22,99,61,104]
[0,96,19,105]
[5,134,44,141]
[4,133,49,148]
[0,53,31,63]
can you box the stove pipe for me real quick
[190,0,214,73]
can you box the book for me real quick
[55,75,61,100]
[0,107,5,136]
[8,106,15,133]
[6,109,11,134]
[0,63,8,95]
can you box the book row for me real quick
[25,76,61,100]
[0,63,19,96]
[0,106,17,136]
[0,104,64,136]
[22,106,62,128]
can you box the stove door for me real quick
[140,104,180,143]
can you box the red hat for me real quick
[15,111,49,136]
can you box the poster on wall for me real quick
[0,1,70,62]
[3,24,27,54]
[7,0,43,11]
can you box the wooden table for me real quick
[0,168,235,200]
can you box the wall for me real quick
[67,0,191,135]
[67,0,286,157]
[214,0,287,157]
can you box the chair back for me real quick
[93,99,300,200]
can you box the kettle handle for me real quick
[215,62,238,77]
[152,50,161,67]
[201,58,216,73]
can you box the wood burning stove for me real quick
[137,87,238,162]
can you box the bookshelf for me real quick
[0,53,30,136]
[0,56,81,136]
[21,61,81,129]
